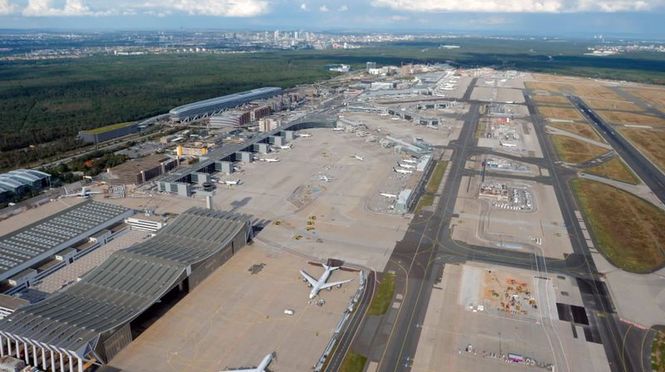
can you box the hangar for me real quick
[0,201,132,289]
[0,208,252,371]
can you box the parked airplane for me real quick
[393,167,413,175]
[380,193,398,199]
[297,133,312,138]
[397,162,416,169]
[300,264,352,299]
[274,144,292,150]
[260,158,280,163]
[220,179,242,186]
[63,187,101,198]
[319,175,333,182]
[222,353,275,372]
[401,159,418,164]
[332,127,345,132]
[352,155,364,161]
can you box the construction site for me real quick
[477,116,543,158]
[411,262,610,372]
[451,175,573,259]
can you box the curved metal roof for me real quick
[169,87,281,117]
[0,208,251,359]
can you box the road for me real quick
[569,96,665,204]
[323,271,376,372]
[337,91,645,371]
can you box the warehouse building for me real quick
[0,170,51,202]
[0,201,133,291]
[106,154,178,185]
[169,87,283,123]
[0,208,252,371]
[78,122,139,144]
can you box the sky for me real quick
[0,0,664,37]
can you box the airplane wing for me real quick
[320,279,352,290]
[299,270,318,287]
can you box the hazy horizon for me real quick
[0,0,664,38]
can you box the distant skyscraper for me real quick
[294,31,299,40]
[273,30,279,42]
[367,62,377,72]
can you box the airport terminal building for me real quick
[0,208,252,371]
[169,87,283,123]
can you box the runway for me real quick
[340,91,646,372]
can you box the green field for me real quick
[416,161,448,211]
[653,329,665,372]
[368,272,396,316]
[340,351,367,372]
[571,178,665,273]
[585,157,639,185]
[426,161,448,194]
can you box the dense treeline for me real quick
[1,38,664,162]
[0,52,338,153]
[43,150,129,185]
[0,137,84,171]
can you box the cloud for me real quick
[300,2,307,11]
[0,0,16,15]
[319,4,328,12]
[390,15,408,21]
[370,0,664,12]
[338,4,348,11]
[23,0,99,16]
[21,0,269,17]
[144,0,269,17]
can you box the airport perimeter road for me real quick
[323,271,375,372]
[526,94,641,372]
[361,94,643,372]
[569,96,665,204]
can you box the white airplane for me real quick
[319,175,333,182]
[260,158,280,163]
[300,264,352,299]
[397,162,416,169]
[352,155,364,161]
[332,127,345,132]
[220,179,242,186]
[274,144,292,150]
[401,159,418,164]
[380,193,398,199]
[393,167,413,175]
[222,353,274,372]
[297,133,312,138]
[63,187,102,198]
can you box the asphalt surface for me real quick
[339,89,649,372]
[568,96,665,204]
[323,271,376,372]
